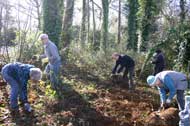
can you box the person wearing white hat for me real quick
[147,71,188,111]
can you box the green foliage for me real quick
[45,85,57,98]
[138,0,163,52]
[140,22,190,79]
[18,32,43,62]
[126,0,139,51]
[42,0,63,47]
[89,30,101,50]
[0,28,16,46]
[66,41,145,80]
[174,22,190,71]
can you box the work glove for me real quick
[166,99,171,104]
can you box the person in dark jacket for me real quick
[1,62,42,114]
[151,49,165,75]
[112,52,135,89]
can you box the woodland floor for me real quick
[0,64,179,126]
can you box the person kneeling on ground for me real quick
[1,62,42,114]
[111,52,135,90]
[147,71,188,111]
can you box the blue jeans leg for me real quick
[49,61,61,90]
[2,73,20,109]
[177,90,185,111]
[19,84,28,104]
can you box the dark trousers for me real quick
[153,66,164,75]
[123,66,135,89]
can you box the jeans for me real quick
[45,60,61,90]
[179,102,190,126]
[1,67,27,110]
[177,90,185,111]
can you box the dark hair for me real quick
[156,49,162,53]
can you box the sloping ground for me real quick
[0,64,180,126]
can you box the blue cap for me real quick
[147,75,156,86]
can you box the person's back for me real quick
[44,40,61,65]
[2,62,34,84]
[122,55,135,68]
[156,71,187,90]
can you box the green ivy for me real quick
[42,0,63,48]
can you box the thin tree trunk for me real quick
[80,0,87,46]
[180,0,186,23]
[62,0,74,48]
[91,0,96,47]
[3,1,10,61]
[117,0,121,44]
[87,0,90,44]
[33,0,41,30]
[101,0,109,54]
[0,6,2,38]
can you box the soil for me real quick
[0,64,180,126]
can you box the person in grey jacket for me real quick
[39,34,61,91]
[147,71,188,111]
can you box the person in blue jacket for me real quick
[147,71,188,111]
[1,62,42,114]
[112,52,135,89]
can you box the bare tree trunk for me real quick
[0,5,2,38]
[17,0,33,61]
[62,0,75,48]
[80,0,87,46]
[3,1,10,61]
[91,0,96,47]
[87,0,90,44]
[180,0,186,23]
[17,1,22,61]
[117,0,121,44]
[101,0,109,54]
[32,0,42,30]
